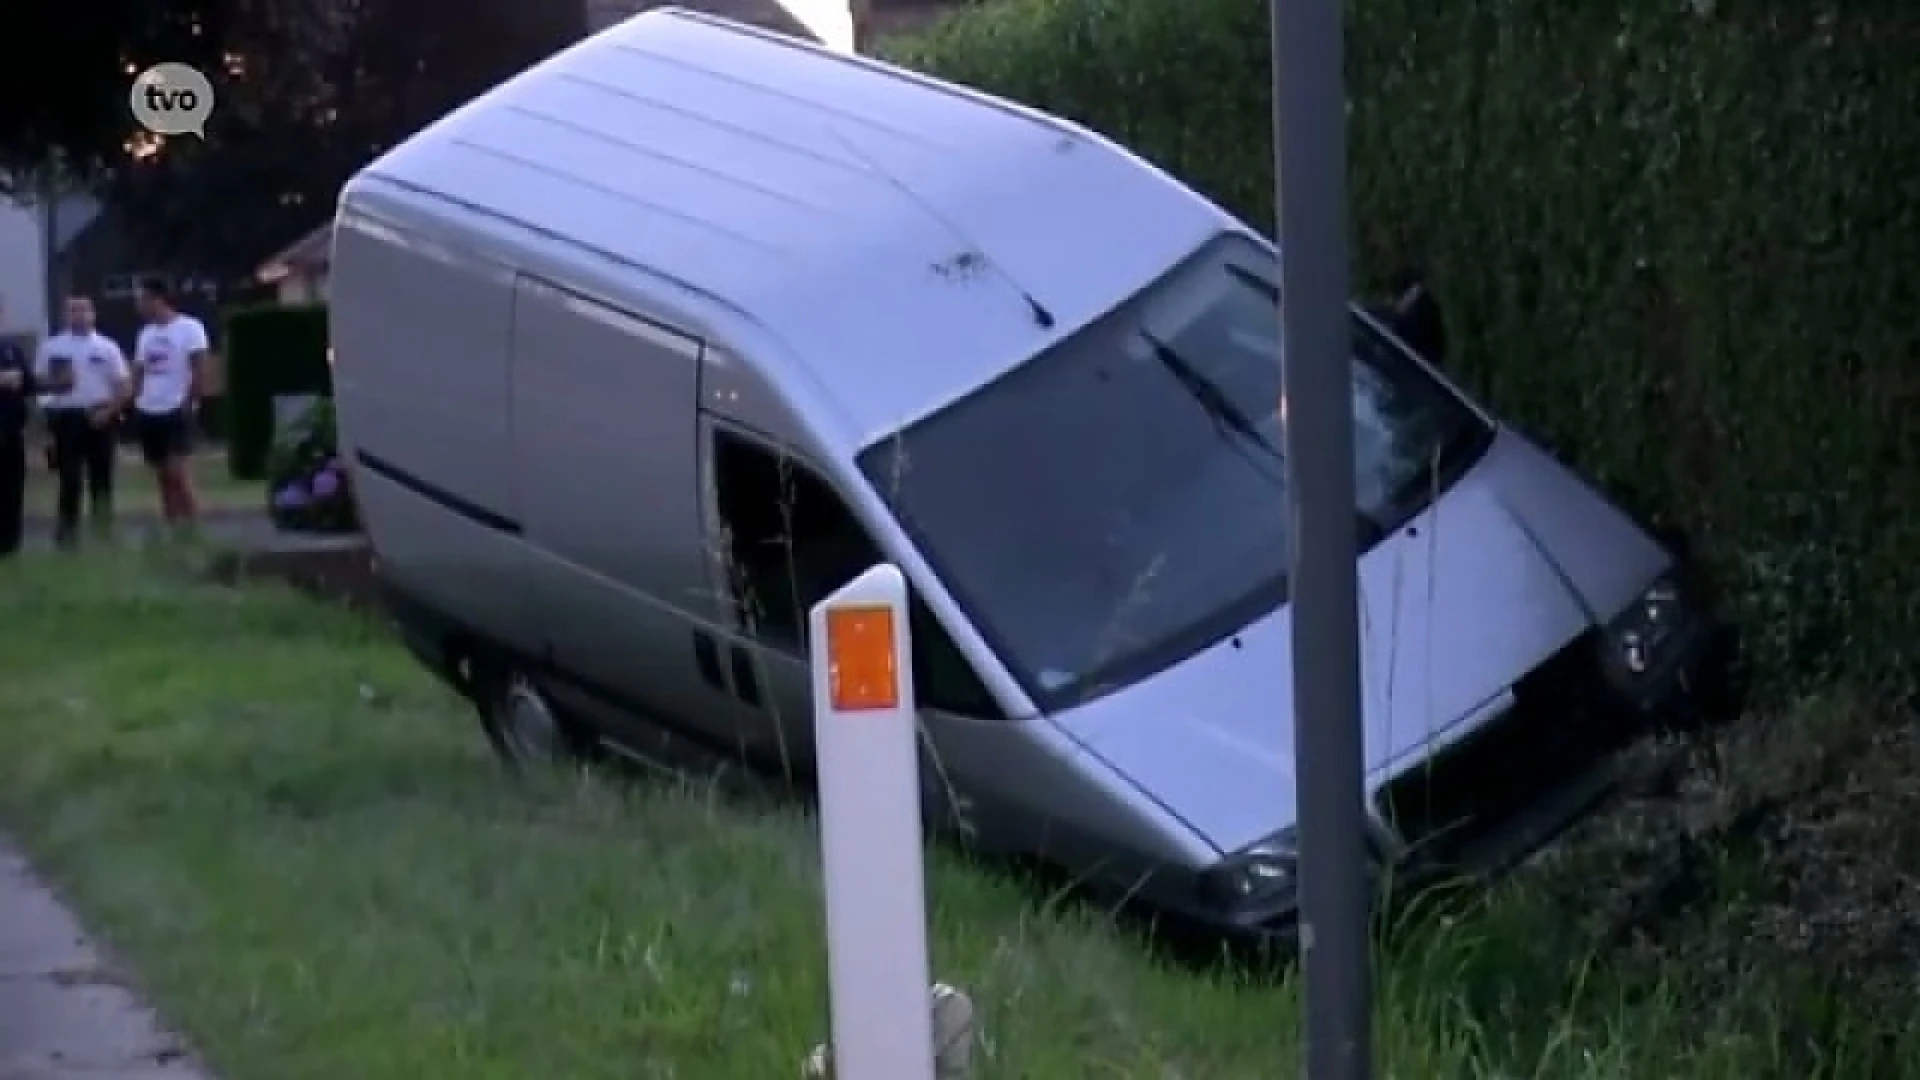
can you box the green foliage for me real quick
[264,395,335,484]
[886,0,1920,693]
[195,395,228,442]
[265,397,360,534]
[223,303,333,481]
[0,4,231,182]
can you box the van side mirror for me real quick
[1384,270,1446,366]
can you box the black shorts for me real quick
[135,408,194,465]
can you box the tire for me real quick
[473,667,595,771]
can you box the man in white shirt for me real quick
[36,294,131,547]
[131,276,210,528]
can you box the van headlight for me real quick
[1603,575,1688,679]
[1200,828,1300,911]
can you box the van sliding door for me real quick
[505,274,764,759]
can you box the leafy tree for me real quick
[0,0,248,189]
[324,0,584,164]
[101,0,583,279]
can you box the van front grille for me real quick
[1374,631,1633,866]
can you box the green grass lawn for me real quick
[22,442,259,518]
[0,553,1910,1078]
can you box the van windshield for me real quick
[855,232,1494,713]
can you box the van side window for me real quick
[710,431,1002,719]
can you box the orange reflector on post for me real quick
[826,604,899,711]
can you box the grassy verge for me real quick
[0,552,1913,1077]
[22,443,259,518]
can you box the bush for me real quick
[885,0,1920,694]
[265,397,360,535]
[224,304,332,481]
[195,395,228,442]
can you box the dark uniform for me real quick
[0,337,33,556]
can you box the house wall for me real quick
[277,276,316,305]
[0,197,47,344]
[272,266,330,306]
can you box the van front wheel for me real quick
[475,669,593,771]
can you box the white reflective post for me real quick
[808,564,936,1080]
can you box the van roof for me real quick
[354,7,1224,448]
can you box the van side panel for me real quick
[329,206,536,653]
[507,274,763,752]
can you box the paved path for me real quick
[5,511,355,1078]
[0,844,212,1079]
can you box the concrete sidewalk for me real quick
[0,843,212,1079]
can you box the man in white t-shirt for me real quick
[36,294,132,546]
[131,276,210,527]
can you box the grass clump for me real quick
[1,554,1916,1077]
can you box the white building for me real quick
[255,223,332,304]
[0,178,103,349]
[0,194,47,345]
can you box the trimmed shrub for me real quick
[266,397,360,534]
[223,303,332,480]
[886,0,1920,692]
[195,395,228,442]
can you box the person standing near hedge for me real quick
[0,294,33,558]
[131,276,209,531]
[36,294,132,548]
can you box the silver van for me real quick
[329,8,1737,937]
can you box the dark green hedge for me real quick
[223,304,332,481]
[887,0,1920,691]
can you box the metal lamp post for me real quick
[1269,0,1374,1076]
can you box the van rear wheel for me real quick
[475,669,593,770]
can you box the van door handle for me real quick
[728,644,763,708]
[693,632,724,690]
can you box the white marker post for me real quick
[809,564,935,1080]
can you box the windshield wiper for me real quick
[1139,330,1284,464]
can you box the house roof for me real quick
[256,222,333,283]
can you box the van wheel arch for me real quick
[457,645,599,769]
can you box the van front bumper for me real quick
[1181,612,1744,950]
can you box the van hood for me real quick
[1048,433,1666,855]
